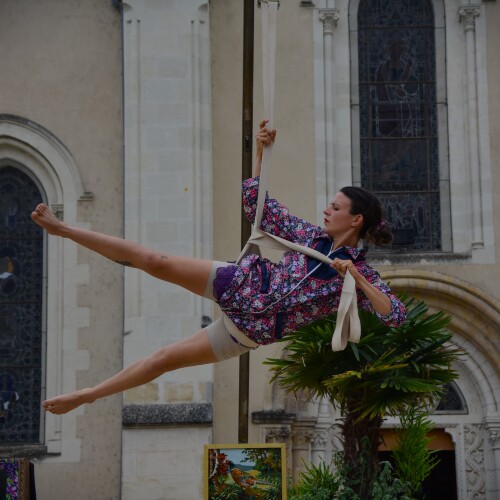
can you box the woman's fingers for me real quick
[256,127,276,145]
[331,258,354,277]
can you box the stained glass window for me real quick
[0,166,43,443]
[434,382,467,413]
[357,0,441,251]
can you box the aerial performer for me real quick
[31,120,406,415]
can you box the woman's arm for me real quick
[242,121,320,245]
[332,258,406,326]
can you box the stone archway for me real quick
[373,270,500,497]
[382,269,500,377]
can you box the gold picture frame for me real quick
[204,443,287,499]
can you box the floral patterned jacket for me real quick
[217,176,406,345]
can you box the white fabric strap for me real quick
[247,229,360,351]
[234,1,359,351]
[254,0,277,231]
[331,270,361,351]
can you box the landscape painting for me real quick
[204,443,287,499]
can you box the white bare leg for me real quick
[42,328,217,414]
[31,203,212,296]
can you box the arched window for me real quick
[355,0,450,252]
[0,165,44,443]
[434,382,467,414]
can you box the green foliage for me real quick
[265,297,462,421]
[288,460,343,499]
[266,296,462,497]
[209,483,242,499]
[288,455,412,500]
[393,405,440,496]
[370,461,412,500]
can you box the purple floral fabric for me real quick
[0,458,24,499]
[217,176,406,345]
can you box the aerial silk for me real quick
[235,1,360,351]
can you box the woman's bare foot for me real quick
[31,203,66,236]
[42,388,96,415]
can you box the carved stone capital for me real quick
[319,9,340,34]
[291,427,315,449]
[488,428,500,445]
[458,6,480,31]
[264,426,292,442]
[484,418,500,447]
[50,204,64,221]
[312,429,328,449]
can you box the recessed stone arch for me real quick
[0,114,91,214]
[0,114,92,457]
[383,269,500,380]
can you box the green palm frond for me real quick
[265,296,462,419]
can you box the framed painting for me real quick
[204,443,287,499]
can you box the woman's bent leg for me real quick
[43,328,218,415]
[31,203,212,296]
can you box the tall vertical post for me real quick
[239,0,254,444]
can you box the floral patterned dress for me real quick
[216,176,406,345]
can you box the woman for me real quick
[32,121,405,415]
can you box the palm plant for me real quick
[265,297,462,497]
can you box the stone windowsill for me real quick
[122,403,213,427]
[370,251,471,266]
[0,444,50,460]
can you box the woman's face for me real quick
[323,192,358,238]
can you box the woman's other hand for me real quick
[255,119,276,157]
[331,258,357,278]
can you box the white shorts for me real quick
[203,261,258,361]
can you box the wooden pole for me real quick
[239,0,254,444]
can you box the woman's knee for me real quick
[154,333,217,372]
[141,251,171,276]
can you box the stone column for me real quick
[319,8,340,203]
[311,397,331,466]
[485,418,500,497]
[445,424,466,500]
[458,5,483,249]
[291,420,316,483]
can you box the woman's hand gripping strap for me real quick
[331,269,361,351]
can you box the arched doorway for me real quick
[379,383,466,499]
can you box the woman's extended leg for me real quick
[42,328,218,414]
[31,203,212,296]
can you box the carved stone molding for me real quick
[312,429,328,449]
[252,409,296,425]
[464,424,486,497]
[264,426,292,443]
[319,9,340,34]
[484,419,500,447]
[292,427,315,449]
[458,6,480,31]
[50,203,64,221]
[488,428,500,445]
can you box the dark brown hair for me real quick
[340,186,393,246]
